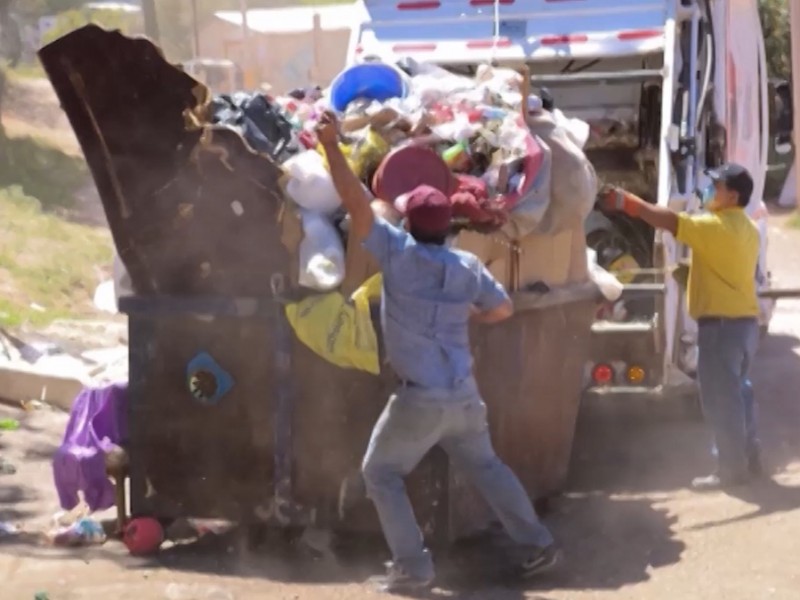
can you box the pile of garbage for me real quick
[101,58,615,374]
[209,59,599,295]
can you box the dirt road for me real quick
[2,215,800,600]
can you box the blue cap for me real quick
[705,163,754,205]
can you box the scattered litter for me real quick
[0,521,19,537]
[0,419,19,431]
[187,519,236,537]
[93,279,118,314]
[21,399,47,412]
[51,502,90,528]
[49,517,106,547]
[0,458,17,475]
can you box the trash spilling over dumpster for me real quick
[268,59,597,246]
[38,25,611,542]
[223,57,607,373]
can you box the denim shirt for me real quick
[363,218,510,391]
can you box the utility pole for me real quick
[791,0,800,208]
[192,0,200,58]
[141,0,160,45]
[240,0,252,87]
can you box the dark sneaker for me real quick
[691,473,750,491]
[518,545,562,579]
[374,564,434,594]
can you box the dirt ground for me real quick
[0,214,797,600]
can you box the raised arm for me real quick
[316,111,375,241]
[602,188,679,236]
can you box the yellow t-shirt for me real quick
[675,209,760,320]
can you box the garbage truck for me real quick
[347,0,789,402]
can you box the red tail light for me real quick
[592,364,614,385]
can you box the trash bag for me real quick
[285,274,383,375]
[318,127,391,180]
[283,150,342,214]
[527,111,598,236]
[297,209,346,291]
[587,249,623,302]
[210,92,298,162]
[501,135,554,240]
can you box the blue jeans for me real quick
[697,318,760,481]
[361,382,554,580]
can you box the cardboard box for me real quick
[455,225,589,291]
[566,227,590,284]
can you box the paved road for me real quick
[2,215,800,600]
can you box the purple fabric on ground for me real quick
[52,382,128,512]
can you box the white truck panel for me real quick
[352,0,669,64]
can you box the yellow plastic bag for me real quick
[285,274,383,374]
[318,128,390,180]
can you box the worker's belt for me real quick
[697,316,758,327]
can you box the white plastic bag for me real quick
[587,249,624,302]
[283,151,342,214]
[298,209,346,291]
[528,111,598,235]
[552,108,591,149]
[502,135,553,240]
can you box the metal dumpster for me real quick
[40,26,596,543]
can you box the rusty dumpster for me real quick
[39,25,597,543]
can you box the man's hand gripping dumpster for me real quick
[316,111,560,593]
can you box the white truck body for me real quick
[348,0,774,396]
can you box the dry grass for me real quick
[0,185,112,327]
[0,124,112,327]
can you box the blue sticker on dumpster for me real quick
[186,352,234,405]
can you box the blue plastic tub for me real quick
[330,63,408,112]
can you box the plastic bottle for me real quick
[481,106,507,121]
[441,141,469,169]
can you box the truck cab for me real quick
[348,0,776,400]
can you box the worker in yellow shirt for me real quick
[603,163,762,490]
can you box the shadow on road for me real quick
[571,328,800,496]
[0,484,39,522]
[1,316,797,596]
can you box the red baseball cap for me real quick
[405,185,453,238]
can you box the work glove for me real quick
[599,185,643,218]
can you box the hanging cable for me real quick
[491,0,501,64]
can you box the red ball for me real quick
[123,517,164,556]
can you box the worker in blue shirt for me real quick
[316,112,558,592]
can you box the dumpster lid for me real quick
[38,25,289,296]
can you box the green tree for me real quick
[759,0,791,80]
